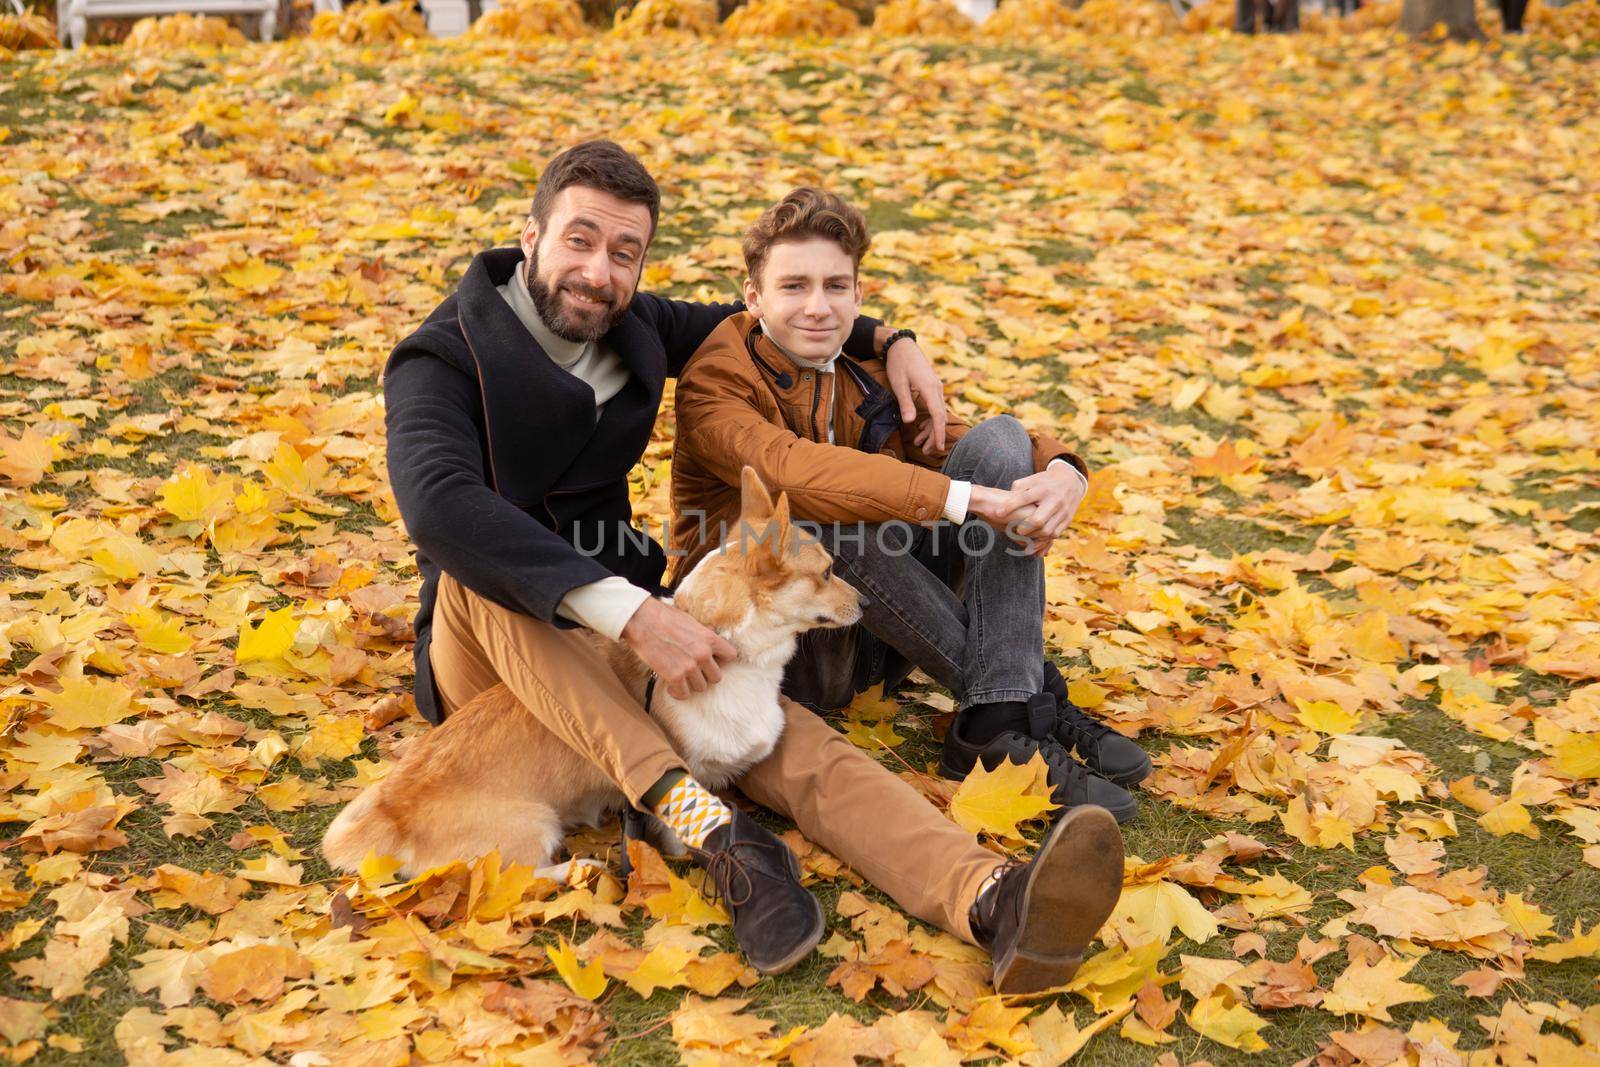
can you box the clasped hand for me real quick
[967,464,1088,557]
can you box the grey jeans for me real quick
[782,415,1046,714]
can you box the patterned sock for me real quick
[652,776,734,850]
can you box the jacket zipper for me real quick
[809,372,822,441]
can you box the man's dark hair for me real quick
[530,140,660,238]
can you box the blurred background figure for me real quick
[1235,0,1299,31]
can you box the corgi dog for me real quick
[321,467,863,880]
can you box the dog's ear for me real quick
[742,495,794,578]
[771,490,795,561]
[739,466,774,525]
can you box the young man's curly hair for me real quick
[743,187,871,285]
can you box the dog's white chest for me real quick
[654,665,786,789]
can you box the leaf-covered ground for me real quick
[2,25,1599,1067]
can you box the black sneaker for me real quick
[971,805,1125,994]
[1038,664,1152,787]
[689,808,825,975]
[939,715,1138,824]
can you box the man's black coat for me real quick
[383,247,881,723]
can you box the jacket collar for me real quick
[747,322,901,455]
[455,247,665,504]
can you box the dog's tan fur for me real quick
[322,468,861,878]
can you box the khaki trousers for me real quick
[428,573,999,943]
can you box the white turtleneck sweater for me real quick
[498,259,650,641]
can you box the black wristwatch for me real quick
[880,328,917,360]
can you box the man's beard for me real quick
[524,251,630,343]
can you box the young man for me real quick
[670,187,1151,823]
[385,143,1121,990]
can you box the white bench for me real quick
[421,0,498,37]
[59,0,282,46]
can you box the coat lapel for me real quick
[455,247,666,505]
[456,248,595,505]
[552,311,665,489]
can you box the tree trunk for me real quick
[1399,0,1485,39]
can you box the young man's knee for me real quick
[962,414,1034,485]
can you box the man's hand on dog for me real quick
[622,598,738,699]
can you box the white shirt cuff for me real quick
[556,577,651,642]
[1049,458,1090,494]
[943,480,972,524]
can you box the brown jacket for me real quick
[667,313,1083,586]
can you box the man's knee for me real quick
[957,415,1033,488]
[777,699,865,773]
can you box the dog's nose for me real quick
[855,592,871,609]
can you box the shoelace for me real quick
[1039,699,1118,753]
[1004,732,1096,802]
[700,841,775,910]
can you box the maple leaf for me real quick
[147,864,246,915]
[237,855,303,886]
[1451,963,1518,998]
[683,952,753,997]
[1527,921,1600,964]
[1551,732,1600,779]
[826,938,936,1001]
[546,935,608,1001]
[158,464,235,526]
[843,717,907,750]
[1186,990,1270,1052]
[1120,979,1181,1045]
[199,943,309,1004]
[644,868,729,927]
[32,675,139,731]
[947,752,1057,842]
[1497,892,1554,943]
[235,606,297,664]
[670,995,776,1052]
[0,997,48,1046]
[480,978,604,1045]
[1321,953,1434,1021]
[18,802,136,855]
[1023,1002,1134,1066]
[1104,879,1219,948]
[1062,941,1168,1011]
[0,427,56,485]
[616,944,693,998]
[221,259,285,292]
[1191,439,1260,477]
[1292,697,1363,735]
[845,681,901,722]
[1289,416,1356,475]
[786,1012,889,1067]
[124,607,195,655]
[945,999,1036,1058]
[357,849,404,887]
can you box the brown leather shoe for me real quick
[690,808,825,975]
[970,805,1125,994]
